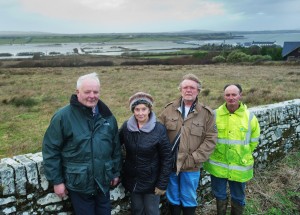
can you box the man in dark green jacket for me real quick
[42,72,122,215]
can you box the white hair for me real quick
[76,72,100,89]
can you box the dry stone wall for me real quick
[1,99,299,214]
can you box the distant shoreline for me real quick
[1,30,299,59]
[1,29,300,37]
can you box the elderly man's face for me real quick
[180,79,200,104]
[76,79,100,108]
[224,85,241,108]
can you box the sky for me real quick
[1,0,300,34]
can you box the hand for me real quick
[154,187,166,196]
[54,183,68,198]
[110,177,120,187]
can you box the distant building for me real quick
[242,41,277,48]
[281,41,300,60]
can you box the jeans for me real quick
[68,189,111,215]
[166,171,200,207]
[130,193,160,215]
[210,175,246,206]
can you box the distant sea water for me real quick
[1,32,300,59]
[185,32,300,46]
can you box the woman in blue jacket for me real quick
[119,92,172,215]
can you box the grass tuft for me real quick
[3,97,39,107]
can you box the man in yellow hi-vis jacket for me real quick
[204,84,260,215]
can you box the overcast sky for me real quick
[1,0,300,34]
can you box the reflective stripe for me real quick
[217,139,247,145]
[245,112,254,144]
[217,111,255,145]
[217,137,259,145]
[251,137,259,142]
[208,159,253,171]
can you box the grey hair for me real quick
[76,72,100,89]
[178,73,201,90]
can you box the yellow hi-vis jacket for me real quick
[203,102,260,182]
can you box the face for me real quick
[76,78,100,108]
[133,104,150,125]
[180,79,200,104]
[224,85,241,109]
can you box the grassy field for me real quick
[0,64,299,214]
[0,64,299,158]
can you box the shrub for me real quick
[227,50,249,63]
[212,55,226,63]
[192,51,208,59]
[250,55,272,62]
[261,46,283,60]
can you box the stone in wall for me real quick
[26,152,49,191]
[1,158,27,196]
[250,99,300,169]
[0,163,15,197]
[13,154,39,189]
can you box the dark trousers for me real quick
[130,192,160,215]
[68,190,111,215]
[211,175,246,206]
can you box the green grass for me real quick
[0,65,299,158]
[245,150,300,215]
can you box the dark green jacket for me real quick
[42,95,122,194]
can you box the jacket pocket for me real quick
[65,165,88,191]
[104,160,114,184]
[191,120,204,136]
[239,125,249,141]
[217,124,226,137]
[165,116,179,131]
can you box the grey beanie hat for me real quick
[129,92,154,112]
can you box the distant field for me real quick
[0,64,299,158]
[0,32,238,45]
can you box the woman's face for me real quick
[133,103,150,125]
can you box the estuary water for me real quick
[1,32,300,59]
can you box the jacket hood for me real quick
[219,101,247,117]
[127,112,157,133]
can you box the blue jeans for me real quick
[130,193,160,215]
[68,190,111,215]
[210,175,246,206]
[166,171,200,207]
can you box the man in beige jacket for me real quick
[159,73,217,215]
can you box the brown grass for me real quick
[0,64,299,158]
